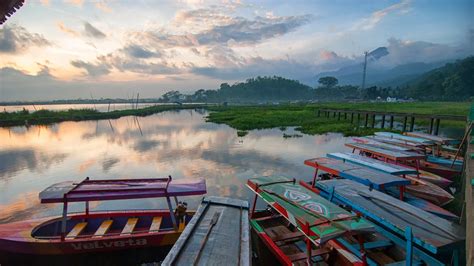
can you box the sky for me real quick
[0,0,472,101]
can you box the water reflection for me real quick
[0,110,348,223]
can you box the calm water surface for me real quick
[0,109,349,224]
[0,103,169,112]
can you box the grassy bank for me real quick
[0,102,470,135]
[0,104,204,127]
[207,105,385,136]
[206,102,470,136]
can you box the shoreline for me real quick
[0,102,469,137]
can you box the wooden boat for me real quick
[162,196,250,266]
[366,133,463,166]
[327,152,454,206]
[352,137,421,152]
[247,176,374,265]
[404,131,460,146]
[409,160,460,180]
[0,176,206,255]
[307,179,465,265]
[346,142,460,180]
[367,135,427,149]
[352,138,462,178]
[426,155,463,170]
[374,132,435,146]
[304,157,456,219]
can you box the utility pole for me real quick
[361,51,368,90]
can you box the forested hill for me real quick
[402,56,474,100]
[218,76,313,101]
[160,76,314,103]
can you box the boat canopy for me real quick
[39,177,207,203]
[374,132,435,145]
[369,135,427,148]
[353,137,418,152]
[247,176,374,244]
[327,152,418,175]
[316,179,465,254]
[304,157,410,190]
[345,143,426,161]
[404,132,460,145]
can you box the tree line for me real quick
[159,56,473,103]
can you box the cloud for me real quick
[122,45,160,59]
[71,60,110,76]
[351,0,411,31]
[95,1,112,12]
[57,21,79,37]
[83,22,106,39]
[376,37,473,66]
[66,0,84,6]
[0,24,51,54]
[135,14,313,48]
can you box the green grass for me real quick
[206,102,471,137]
[0,104,203,127]
[0,102,470,136]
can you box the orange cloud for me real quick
[66,0,84,6]
[57,21,79,37]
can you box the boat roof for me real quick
[353,137,418,152]
[162,196,250,265]
[247,176,374,244]
[374,132,435,145]
[345,143,426,161]
[327,152,418,175]
[39,177,207,203]
[304,157,410,189]
[369,135,427,148]
[404,132,460,145]
[316,179,465,254]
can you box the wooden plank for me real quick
[121,218,138,235]
[149,216,163,232]
[66,222,87,240]
[93,220,113,238]
[288,247,331,262]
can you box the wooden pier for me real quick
[465,105,474,265]
[317,108,466,135]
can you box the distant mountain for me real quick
[401,56,474,100]
[313,60,452,87]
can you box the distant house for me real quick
[386,97,397,102]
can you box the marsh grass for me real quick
[0,105,202,127]
[206,102,470,137]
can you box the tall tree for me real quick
[318,76,338,88]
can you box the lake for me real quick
[0,109,349,225]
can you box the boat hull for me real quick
[0,210,187,255]
[404,176,454,206]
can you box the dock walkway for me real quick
[465,104,474,265]
[317,108,466,135]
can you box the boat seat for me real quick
[149,217,162,232]
[272,231,303,242]
[66,222,87,240]
[121,218,138,235]
[93,220,113,238]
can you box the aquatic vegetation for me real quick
[206,102,469,136]
[0,105,202,127]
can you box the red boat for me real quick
[0,176,206,255]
